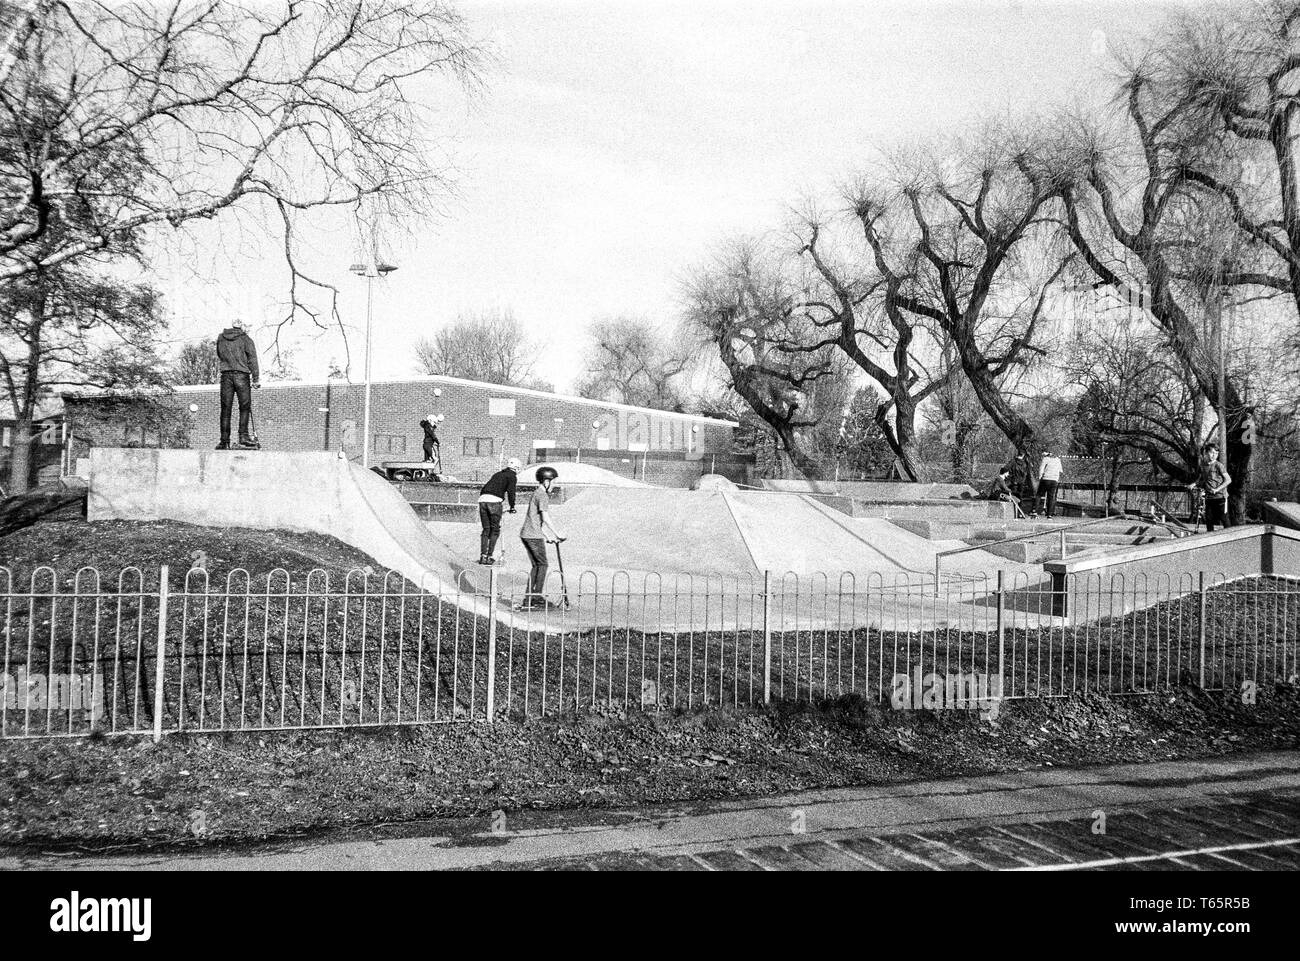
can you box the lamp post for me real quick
[349,259,397,468]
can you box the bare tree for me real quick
[683,241,846,480]
[0,0,483,353]
[842,133,1074,461]
[413,308,545,388]
[1054,91,1266,519]
[793,209,957,481]
[1063,307,1202,485]
[575,315,692,411]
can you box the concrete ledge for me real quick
[849,499,1014,521]
[1040,524,1300,618]
[760,479,980,500]
[1262,501,1300,531]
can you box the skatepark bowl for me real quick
[11,446,1286,737]
[1,563,1296,738]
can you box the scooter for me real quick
[553,538,571,610]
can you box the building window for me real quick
[463,436,494,457]
[373,434,407,456]
[488,397,516,416]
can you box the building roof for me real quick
[161,373,740,427]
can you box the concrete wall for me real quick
[1041,525,1300,619]
[87,448,463,593]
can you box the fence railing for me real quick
[2,564,1296,739]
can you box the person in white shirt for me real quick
[1037,450,1064,517]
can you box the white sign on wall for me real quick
[532,439,554,449]
[628,442,649,452]
[488,398,516,416]
[596,437,610,450]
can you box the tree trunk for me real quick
[7,417,33,494]
[954,341,1037,456]
[1227,420,1252,525]
[874,399,927,482]
[773,423,826,480]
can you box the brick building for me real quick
[64,375,745,485]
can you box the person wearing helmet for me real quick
[476,458,521,565]
[419,414,441,467]
[516,465,565,609]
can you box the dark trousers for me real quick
[1204,497,1229,532]
[1040,479,1059,517]
[219,371,252,443]
[521,537,548,597]
[479,502,503,557]
[423,439,439,463]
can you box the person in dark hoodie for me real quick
[419,414,441,468]
[215,319,260,449]
[476,458,521,565]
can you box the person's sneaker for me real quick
[215,441,230,450]
[477,555,494,566]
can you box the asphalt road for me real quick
[5,751,1300,871]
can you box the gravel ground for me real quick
[2,684,1298,853]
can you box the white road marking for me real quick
[1007,837,1300,871]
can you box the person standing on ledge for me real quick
[419,414,441,469]
[215,319,260,450]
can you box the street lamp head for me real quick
[349,262,399,278]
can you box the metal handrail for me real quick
[932,511,1169,594]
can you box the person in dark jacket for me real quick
[476,458,521,565]
[419,415,441,467]
[986,468,1019,509]
[215,319,260,449]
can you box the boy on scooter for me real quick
[516,466,565,610]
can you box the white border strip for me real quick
[1007,836,1300,871]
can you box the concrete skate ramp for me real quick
[722,492,1016,578]
[540,487,758,576]
[86,449,1043,633]
[88,448,469,594]
[724,491,923,576]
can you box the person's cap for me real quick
[231,318,244,329]
[427,414,438,424]
[506,457,522,471]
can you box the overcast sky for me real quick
[155,0,1192,393]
